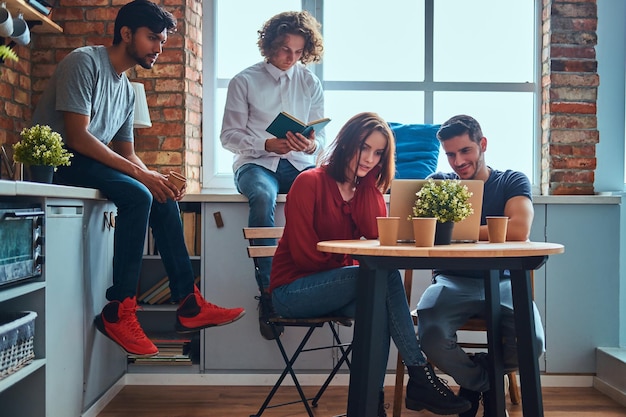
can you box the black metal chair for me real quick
[243,227,353,417]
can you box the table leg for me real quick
[510,269,544,417]
[484,270,507,417]
[347,264,389,417]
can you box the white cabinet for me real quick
[0,197,45,417]
[44,200,85,417]
[81,200,126,410]
[200,201,339,372]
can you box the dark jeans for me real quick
[55,152,195,302]
[234,159,307,290]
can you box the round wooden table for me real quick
[317,240,564,417]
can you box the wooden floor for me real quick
[97,385,626,417]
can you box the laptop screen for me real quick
[389,179,484,243]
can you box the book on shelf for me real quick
[266,111,330,139]
[138,276,169,304]
[146,228,158,256]
[148,285,171,305]
[194,213,202,257]
[129,352,192,365]
[27,0,52,15]
[181,211,197,256]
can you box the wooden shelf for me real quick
[4,0,62,33]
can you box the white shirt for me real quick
[220,61,325,173]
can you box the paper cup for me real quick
[168,171,186,192]
[377,217,400,246]
[412,217,437,247]
[486,216,509,243]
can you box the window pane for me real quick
[216,0,301,79]
[324,0,425,82]
[433,0,534,82]
[324,91,425,143]
[433,92,534,176]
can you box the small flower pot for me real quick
[24,165,53,184]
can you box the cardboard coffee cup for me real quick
[377,217,401,246]
[486,216,509,243]
[168,171,186,192]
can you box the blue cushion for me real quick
[389,122,441,179]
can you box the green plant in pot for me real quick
[13,124,73,183]
[409,178,474,245]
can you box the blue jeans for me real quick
[235,159,309,290]
[272,266,428,388]
[417,274,545,392]
[54,152,195,302]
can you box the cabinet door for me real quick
[45,200,85,417]
[544,203,620,373]
[201,202,337,372]
[82,201,126,410]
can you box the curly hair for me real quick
[257,11,323,65]
[320,112,396,193]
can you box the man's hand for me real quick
[265,131,316,155]
[285,131,316,153]
[264,137,293,154]
[138,170,179,203]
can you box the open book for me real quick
[266,111,331,138]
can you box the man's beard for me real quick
[127,44,154,70]
[457,151,485,180]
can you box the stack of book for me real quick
[181,210,201,256]
[137,276,200,305]
[129,335,192,366]
[142,209,201,256]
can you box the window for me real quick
[203,0,538,189]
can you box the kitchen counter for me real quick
[1,179,621,205]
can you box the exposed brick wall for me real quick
[0,38,32,159]
[2,0,202,191]
[541,0,598,195]
[0,2,601,195]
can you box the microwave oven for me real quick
[0,202,44,287]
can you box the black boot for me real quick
[405,363,472,415]
[378,390,388,417]
[458,386,481,417]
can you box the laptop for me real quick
[389,179,484,243]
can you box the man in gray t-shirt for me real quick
[32,0,244,357]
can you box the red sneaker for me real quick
[176,287,245,333]
[95,296,158,357]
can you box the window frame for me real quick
[202,0,541,192]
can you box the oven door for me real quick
[0,205,44,286]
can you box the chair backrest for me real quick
[244,227,283,257]
[243,227,284,291]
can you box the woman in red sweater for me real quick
[270,112,471,416]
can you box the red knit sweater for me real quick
[269,166,387,292]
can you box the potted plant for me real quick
[409,178,474,245]
[13,124,73,183]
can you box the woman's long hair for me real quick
[319,112,395,193]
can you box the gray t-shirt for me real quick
[32,45,134,146]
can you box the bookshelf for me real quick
[4,0,62,33]
[130,201,202,373]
